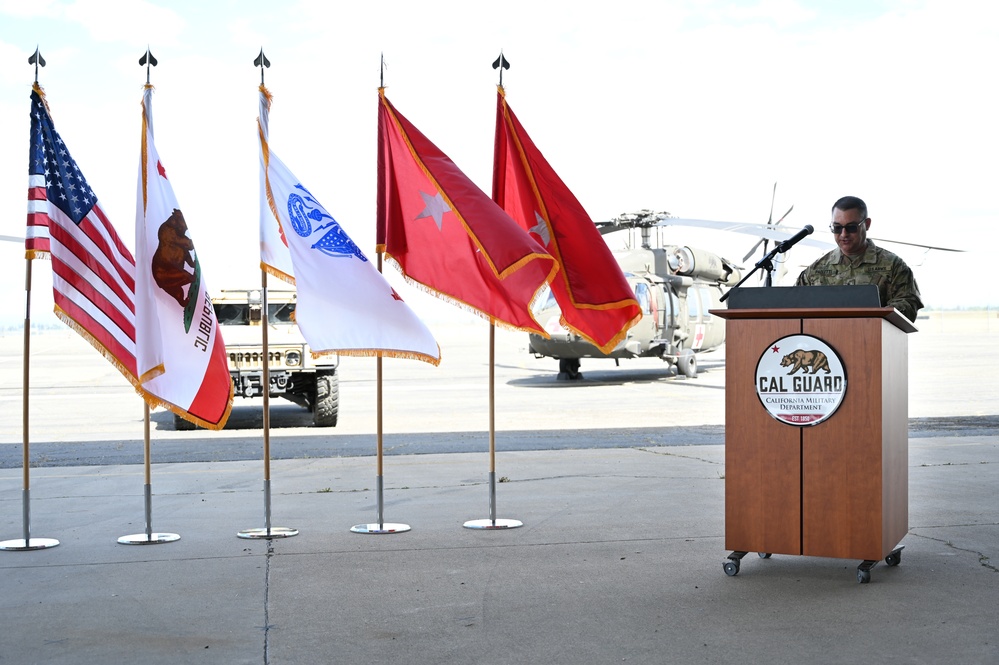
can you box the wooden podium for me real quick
[712,304,915,583]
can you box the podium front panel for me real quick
[801,317,884,559]
[724,318,802,555]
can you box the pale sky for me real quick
[1,0,997,328]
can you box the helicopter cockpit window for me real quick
[687,287,713,321]
[687,287,702,319]
[635,283,653,315]
[700,287,714,317]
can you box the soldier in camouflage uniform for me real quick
[795,196,923,322]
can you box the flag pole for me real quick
[1,49,59,552]
[352,251,410,534]
[116,50,178,546]
[464,322,522,529]
[118,403,179,544]
[239,272,297,538]
[240,51,297,540]
[463,50,522,530]
[1,255,59,551]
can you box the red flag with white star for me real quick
[493,86,641,353]
[377,89,558,334]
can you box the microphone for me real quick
[776,225,814,253]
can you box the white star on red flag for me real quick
[415,190,450,230]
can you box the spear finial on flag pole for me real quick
[254,48,270,85]
[28,47,45,84]
[139,47,157,85]
[380,52,386,89]
[492,50,510,86]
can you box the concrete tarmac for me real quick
[1,310,997,664]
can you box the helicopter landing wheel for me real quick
[678,349,697,378]
[557,358,582,380]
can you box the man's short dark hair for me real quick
[832,196,867,219]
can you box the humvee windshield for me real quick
[212,303,297,325]
[269,302,295,323]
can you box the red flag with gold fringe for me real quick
[493,86,640,353]
[377,89,557,335]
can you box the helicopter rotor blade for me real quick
[774,204,794,227]
[868,237,965,252]
[741,238,764,262]
[766,181,776,226]
[743,185,784,262]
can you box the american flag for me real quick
[26,85,139,383]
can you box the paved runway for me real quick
[2,310,996,455]
[1,310,997,663]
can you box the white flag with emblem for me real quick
[258,86,440,364]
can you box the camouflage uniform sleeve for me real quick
[885,258,924,322]
[794,266,811,286]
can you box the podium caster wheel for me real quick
[758,552,772,559]
[857,569,871,584]
[885,551,901,567]
[723,560,739,576]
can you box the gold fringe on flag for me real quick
[56,306,234,431]
[311,347,441,366]
[53,306,141,390]
[260,262,295,285]
[381,253,551,339]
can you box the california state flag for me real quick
[135,85,233,429]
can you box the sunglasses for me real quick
[829,222,864,235]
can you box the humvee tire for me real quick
[213,288,339,427]
[313,371,339,428]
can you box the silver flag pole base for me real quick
[350,522,411,534]
[352,476,409,534]
[2,490,60,550]
[119,484,179,544]
[463,518,523,530]
[237,527,299,539]
[117,532,180,545]
[238,480,298,539]
[0,537,60,551]
[464,472,522,529]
